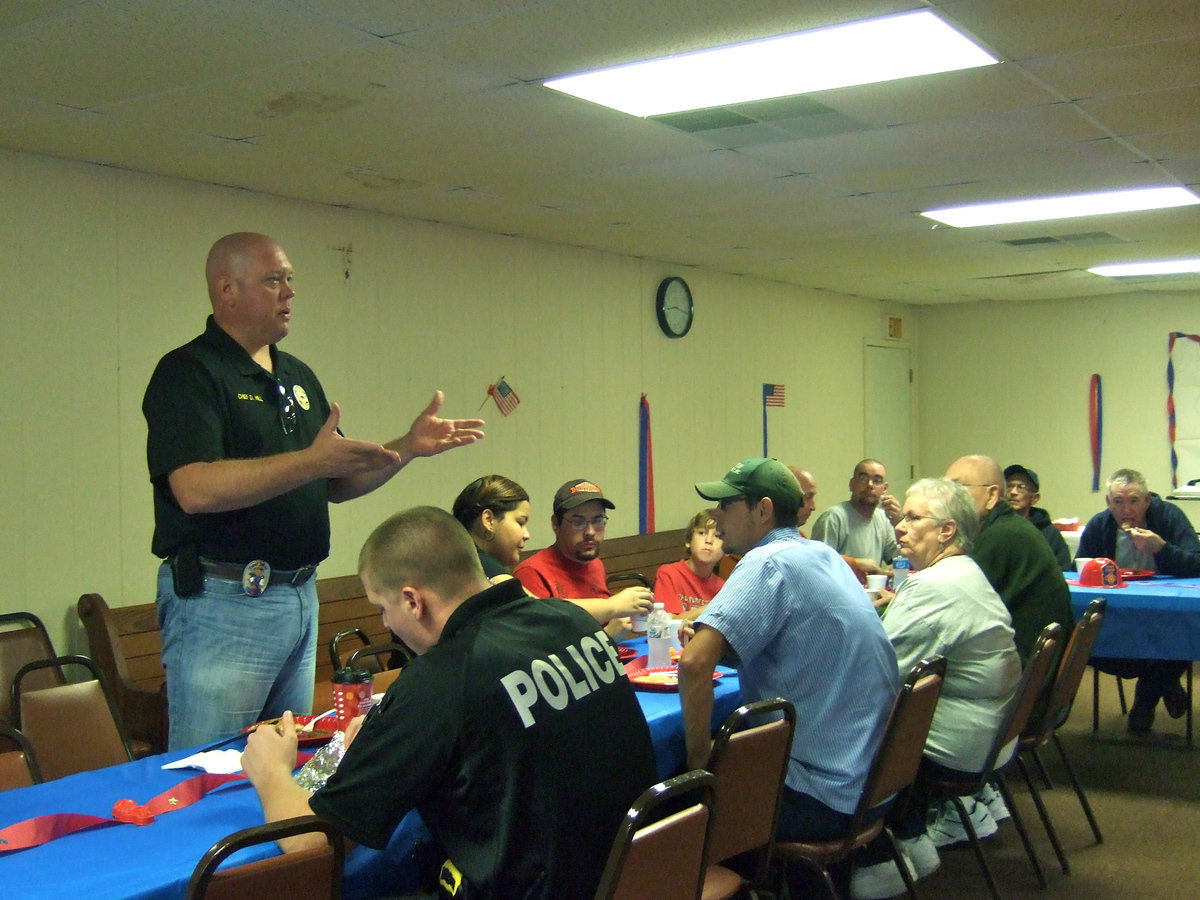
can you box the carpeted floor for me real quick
[913,665,1200,899]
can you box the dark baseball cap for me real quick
[1004,464,1040,492]
[695,458,802,506]
[553,479,615,513]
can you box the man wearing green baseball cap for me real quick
[680,457,902,898]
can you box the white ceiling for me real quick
[2,0,1198,303]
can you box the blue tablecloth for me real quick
[0,644,741,900]
[1068,574,1200,660]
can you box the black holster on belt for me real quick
[170,544,203,596]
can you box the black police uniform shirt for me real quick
[310,579,658,899]
[143,315,332,570]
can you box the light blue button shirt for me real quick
[697,527,899,813]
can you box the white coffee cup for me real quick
[866,573,888,591]
[1074,557,1094,573]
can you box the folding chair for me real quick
[186,814,345,900]
[12,655,134,781]
[1015,599,1106,874]
[328,628,372,671]
[346,642,412,692]
[1,611,63,728]
[0,724,43,789]
[700,698,796,899]
[774,656,947,900]
[594,769,717,900]
[919,624,1063,900]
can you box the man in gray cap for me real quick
[513,478,653,628]
[1004,464,1072,570]
[678,458,904,898]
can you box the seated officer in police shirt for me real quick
[243,506,657,899]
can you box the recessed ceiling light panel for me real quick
[922,187,1200,228]
[544,11,997,117]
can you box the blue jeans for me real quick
[157,562,318,750]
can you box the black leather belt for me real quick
[199,559,318,587]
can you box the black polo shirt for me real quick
[143,316,332,569]
[311,579,658,899]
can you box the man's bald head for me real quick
[205,232,275,304]
[944,454,1005,521]
[789,466,818,527]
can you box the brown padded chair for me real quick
[185,814,345,900]
[1015,599,1106,875]
[0,724,43,789]
[594,769,717,900]
[774,656,947,900]
[0,611,63,728]
[12,655,134,781]
[919,624,1063,900]
[700,698,796,900]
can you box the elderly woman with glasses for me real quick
[854,478,1022,895]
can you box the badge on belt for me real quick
[242,560,271,597]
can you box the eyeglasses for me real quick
[274,379,297,435]
[563,515,608,531]
[898,513,936,525]
[854,473,887,486]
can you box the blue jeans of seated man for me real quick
[157,562,319,750]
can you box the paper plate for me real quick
[617,645,638,662]
[624,656,722,692]
[1120,569,1156,580]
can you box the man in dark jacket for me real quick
[945,455,1073,662]
[1078,468,1200,734]
[1004,464,1072,570]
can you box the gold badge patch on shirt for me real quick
[292,385,310,410]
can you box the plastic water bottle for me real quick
[891,557,911,593]
[646,602,673,668]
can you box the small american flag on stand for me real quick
[763,383,786,407]
[488,377,521,416]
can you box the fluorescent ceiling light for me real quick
[1089,258,1200,277]
[922,186,1200,227]
[543,11,997,117]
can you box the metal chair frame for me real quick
[919,624,1063,900]
[1016,599,1106,875]
[594,769,717,900]
[186,814,345,900]
[701,698,797,899]
[774,656,948,900]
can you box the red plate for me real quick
[624,656,723,692]
[617,645,638,662]
[244,714,336,744]
[1120,569,1156,580]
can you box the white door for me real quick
[864,342,914,490]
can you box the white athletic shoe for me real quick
[927,796,998,848]
[850,854,918,900]
[978,782,1011,822]
[898,831,941,878]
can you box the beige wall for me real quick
[1,147,909,653]
[913,294,1200,526]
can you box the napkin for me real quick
[161,748,244,774]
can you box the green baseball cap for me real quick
[695,457,802,505]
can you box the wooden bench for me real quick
[77,530,686,754]
[77,574,390,754]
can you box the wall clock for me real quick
[655,276,693,338]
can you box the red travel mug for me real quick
[331,667,374,730]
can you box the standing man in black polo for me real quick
[144,232,484,749]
